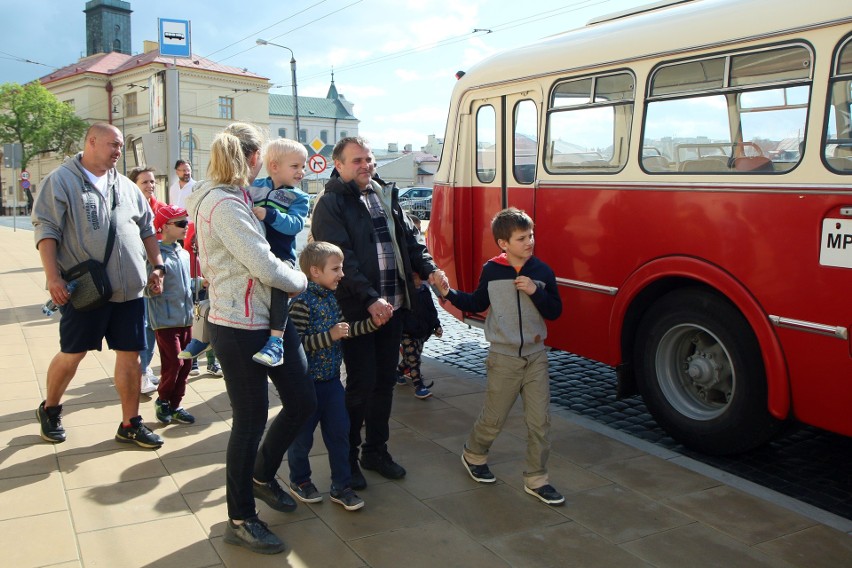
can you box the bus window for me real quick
[476,105,496,183]
[513,100,538,184]
[545,71,634,173]
[644,44,811,174]
[825,35,852,173]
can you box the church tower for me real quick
[84,0,132,56]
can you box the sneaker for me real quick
[253,478,297,512]
[36,401,65,443]
[207,362,223,377]
[178,339,211,360]
[524,484,565,506]
[462,454,496,483]
[189,360,200,376]
[360,452,406,479]
[144,367,160,385]
[115,416,163,449]
[414,385,432,399]
[154,398,172,425]
[289,481,323,503]
[171,407,195,424]
[396,372,407,385]
[252,337,284,367]
[140,373,158,395]
[330,486,364,511]
[223,516,285,555]
[350,460,367,491]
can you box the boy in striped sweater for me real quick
[286,241,381,511]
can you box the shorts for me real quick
[59,297,146,353]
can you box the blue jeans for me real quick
[288,378,351,490]
[140,298,156,371]
[210,319,316,521]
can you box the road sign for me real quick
[21,180,30,189]
[158,18,191,58]
[309,137,325,154]
[20,170,29,180]
[3,143,22,168]
[309,154,327,174]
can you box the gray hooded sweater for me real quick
[31,153,154,303]
[185,181,307,330]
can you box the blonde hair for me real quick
[206,122,264,187]
[265,137,307,169]
[299,241,343,276]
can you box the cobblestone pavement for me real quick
[423,299,852,522]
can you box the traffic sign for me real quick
[21,180,30,189]
[20,170,29,180]
[309,154,327,174]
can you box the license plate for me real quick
[819,218,852,268]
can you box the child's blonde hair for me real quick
[207,122,264,187]
[299,241,343,277]
[265,137,308,169]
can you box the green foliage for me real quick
[0,81,88,170]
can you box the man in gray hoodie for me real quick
[32,123,166,449]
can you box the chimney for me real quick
[143,40,159,53]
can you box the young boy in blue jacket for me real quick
[439,207,564,505]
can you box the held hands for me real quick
[514,275,536,296]
[147,271,164,295]
[252,206,267,221]
[368,298,394,327]
[428,269,450,297]
[330,322,350,341]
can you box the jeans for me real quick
[210,319,316,521]
[341,314,402,459]
[154,326,192,408]
[140,298,156,371]
[288,378,351,490]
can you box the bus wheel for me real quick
[634,288,782,455]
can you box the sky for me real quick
[0,0,649,152]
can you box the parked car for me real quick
[398,186,432,220]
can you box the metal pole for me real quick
[290,57,300,144]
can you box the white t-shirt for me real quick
[81,166,109,199]
[169,178,195,208]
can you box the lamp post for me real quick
[256,39,301,145]
[111,95,127,175]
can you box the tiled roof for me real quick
[269,94,356,120]
[40,50,266,84]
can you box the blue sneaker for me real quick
[396,373,407,386]
[179,339,211,360]
[155,399,172,424]
[414,385,432,399]
[253,337,284,367]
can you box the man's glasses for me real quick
[167,220,189,228]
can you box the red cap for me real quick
[154,204,188,233]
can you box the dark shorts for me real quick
[59,298,146,353]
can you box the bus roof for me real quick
[455,0,852,90]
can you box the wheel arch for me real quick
[611,256,791,421]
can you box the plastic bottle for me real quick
[42,280,78,317]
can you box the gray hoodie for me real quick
[31,153,154,303]
[185,181,307,330]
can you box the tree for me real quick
[0,81,88,171]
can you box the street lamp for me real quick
[256,39,301,146]
[111,95,127,175]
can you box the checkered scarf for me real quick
[361,188,403,310]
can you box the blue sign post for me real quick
[158,19,191,58]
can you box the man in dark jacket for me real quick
[311,136,447,489]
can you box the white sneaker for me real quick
[144,368,160,385]
[140,374,158,394]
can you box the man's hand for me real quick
[427,269,449,296]
[368,298,394,327]
[252,206,267,221]
[330,322,350,341]
[148,270,164,295]
[48,276,71,306]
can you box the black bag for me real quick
[63,185,117,312]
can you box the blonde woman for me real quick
[186,123,314,555]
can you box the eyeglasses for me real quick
[167,220,189,228]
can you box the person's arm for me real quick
[262,191,309,236]
[32,175,69,304]
[143,235,165,295]
[289,299,336,352]
[37,239,70,306]
[347,316,379,338]
[525,264,563,321]
[443,262,494,314]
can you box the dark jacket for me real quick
[401,283,441,339]
[311,170,438,320]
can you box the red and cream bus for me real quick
[428,0,852,454]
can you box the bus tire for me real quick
[633,287,782,455]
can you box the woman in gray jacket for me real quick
[186,123,315,555]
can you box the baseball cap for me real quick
[154,204,188,233]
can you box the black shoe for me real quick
[462,454,496,483]
[360,452,406,479]
[115,416,163,449]
[36,401,65,443]
[223,516,285,555]
[524,484,565,506]
[253,478,297,512]
[350,460,367,490]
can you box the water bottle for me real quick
[42,280,78,317]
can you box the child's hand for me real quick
[514,275,537,296]
[201,278,209,288]
[434,326,443,338]
[252,206,267,221]
[330,322,350,341]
